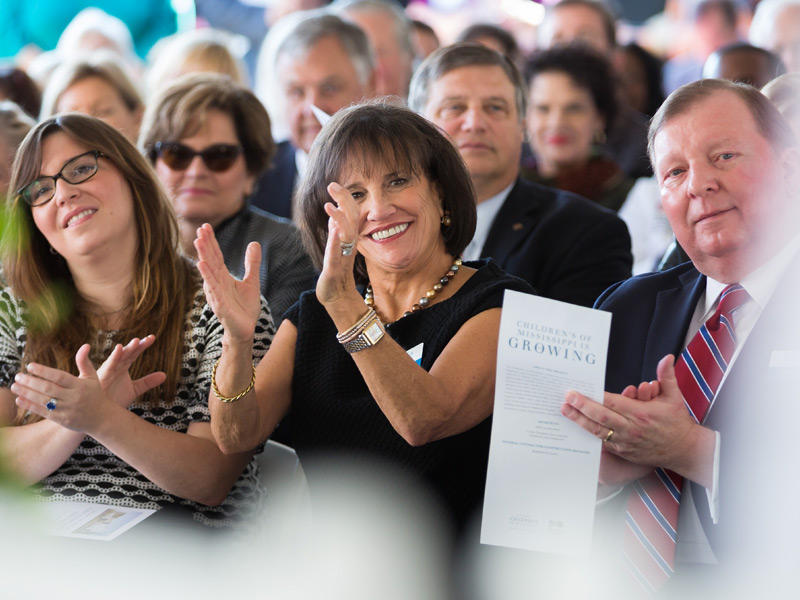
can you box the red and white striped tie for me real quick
[623,284,750,593]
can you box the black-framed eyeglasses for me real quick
[18,150,104,207]
[153,142,243,172]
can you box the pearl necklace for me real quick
[365,257,463,319]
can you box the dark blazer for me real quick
[596,261,704,392]
[596,258,800,590]
[481,177,633,308]
[249,140,298,220]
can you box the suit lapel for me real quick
[641,267,705,381]
[480,179,542,265]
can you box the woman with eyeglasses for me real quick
[1,113,274,528]
[140,72,316,324]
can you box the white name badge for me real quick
[407,343,424,365]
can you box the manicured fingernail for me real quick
[26,363,36,373]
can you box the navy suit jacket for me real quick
[481,177,632,308]
[249,140,298,220]
[596,258,800,587]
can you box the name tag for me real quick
[407,343,424,365]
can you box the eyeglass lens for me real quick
[22,151,100,206]
[156,143,242,172]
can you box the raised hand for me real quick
[97,335,166,408]
[194,223,262,343]
[12,345,120,434]
[316,182,361,308]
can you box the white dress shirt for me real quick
[676,232,800,563]
[462,183,515,262]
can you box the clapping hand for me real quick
[562,355,706,484]
[194,223,262,343]
[12,339,164,433]
[316,182,361,308]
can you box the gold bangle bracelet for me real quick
[211,358,256,403]
[336,308,376,342]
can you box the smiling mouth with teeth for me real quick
[66,209,97,227]
[370,223,409,241]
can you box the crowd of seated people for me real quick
[0,0,798,595]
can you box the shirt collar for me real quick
[703,231,800,318]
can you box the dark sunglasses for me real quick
[153,142,243,172]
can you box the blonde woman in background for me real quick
[39,50,143,142]
[145,29,249,99]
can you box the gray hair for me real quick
[750,0,800,49]
[408,42,527,122]
[332,0,415,59]
[256,9,375,140]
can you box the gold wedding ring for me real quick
[603,429,614,443]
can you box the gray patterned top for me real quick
[0,287,275,529]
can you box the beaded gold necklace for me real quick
[364,257,463,319]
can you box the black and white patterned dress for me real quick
[0,287,275,529]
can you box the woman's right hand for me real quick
[194,223,262,343]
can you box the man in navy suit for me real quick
[562,79,800,595]
[250,11,376,219]
[409,43,632,308]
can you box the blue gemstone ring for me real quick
[45,398,58,411]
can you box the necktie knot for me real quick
[717,284,749,319]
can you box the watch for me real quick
[342,317,385,353]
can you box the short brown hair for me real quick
[409,42,527,121]
[648,78,798,166]
[296,100,477,284]
[139,72,275,177]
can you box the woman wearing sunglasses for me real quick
[140,73,316,323]
[1,113,274,528]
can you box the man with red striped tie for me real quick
[561,78,800,597]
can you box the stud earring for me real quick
[440,212,452,227]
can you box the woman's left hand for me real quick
[12,345,120,434]
[316,182,362,309]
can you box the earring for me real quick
[49,246,58,255]
[593,129,607,145]
[441,211,451,227]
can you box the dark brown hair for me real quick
[296,100,477,285]
[524,44,619,136]
[4,113,198,424]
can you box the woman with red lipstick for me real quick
[196,101,533,534]
[0,113,273,528]
[141,73,316,324]
[522,45,634,212]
